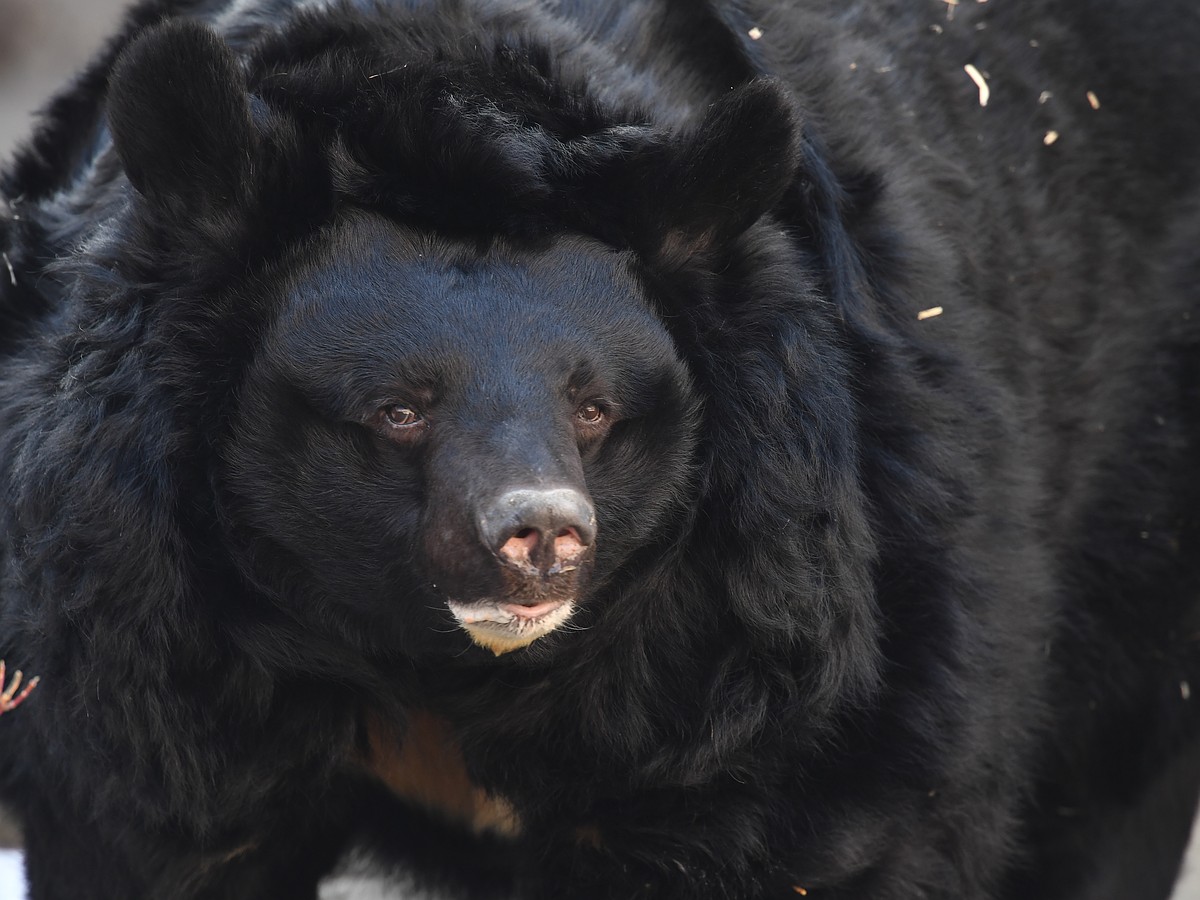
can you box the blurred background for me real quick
[0,1,1198,898]
[0,0,127,160]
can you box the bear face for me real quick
[221,212,700,659]
[83,17,803,666]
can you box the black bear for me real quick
[2,0,1200,898]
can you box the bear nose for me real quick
[479,488,596,575]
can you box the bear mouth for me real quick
[446,598,576,656]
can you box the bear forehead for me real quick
[256,213,681,389]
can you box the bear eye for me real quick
[381,405,423,429]
[576,402,605,425]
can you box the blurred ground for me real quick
[1,1,1199,898]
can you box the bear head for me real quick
[99,15,804,664]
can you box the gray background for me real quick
[0,1,1197,897]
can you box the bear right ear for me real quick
[643,78,802,266]
[107,20,255,216]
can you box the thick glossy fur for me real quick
[1,1,1199,898]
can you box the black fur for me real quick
[2,1,1199,898]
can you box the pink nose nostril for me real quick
[553,527,586,564]
[498,528,540,565]
[480,488,596,574]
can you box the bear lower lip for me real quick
[498,600,564,619]
[446,598,568,626]
[445,599,576,655]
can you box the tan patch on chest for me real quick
[364,710,522,839]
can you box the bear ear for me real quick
[649,77,802,264]
[107,20,255,216]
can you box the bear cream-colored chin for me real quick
[446,598,575,655]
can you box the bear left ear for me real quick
[107,20,256,216]
[648,78,802,264]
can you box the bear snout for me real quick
[478,488,596,576]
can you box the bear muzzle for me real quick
[446,487,596,654]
